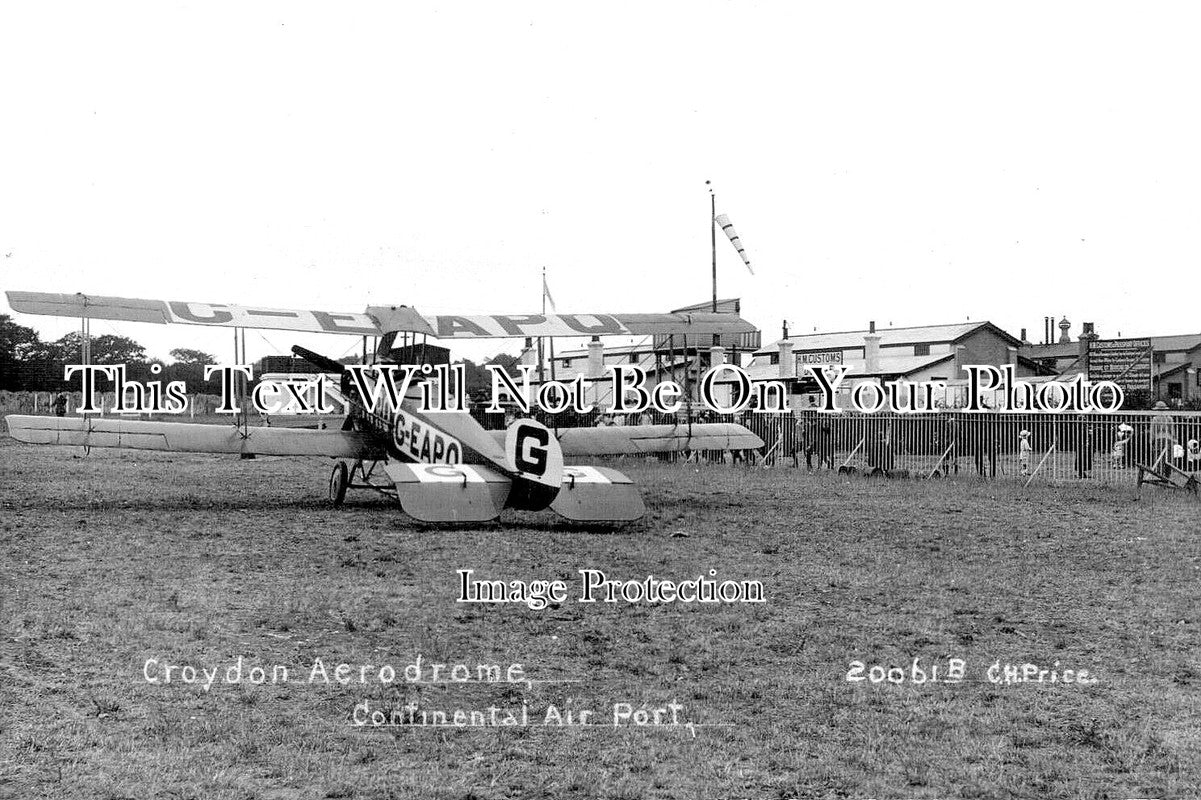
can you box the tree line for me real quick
[1,314,224,393]
[1,314,521,395]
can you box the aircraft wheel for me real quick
[329,462,349,507]
[869,467,884,478]
[928,469,943,480]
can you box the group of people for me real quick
[1105,401,1198,473]
[785,413,836,470]
[757,401,1200,479]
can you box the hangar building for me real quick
[747,320,1053,392]
[1021,318,1200,404]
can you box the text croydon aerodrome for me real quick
[64,362,1125,415]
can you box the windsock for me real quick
[714,214,753,274]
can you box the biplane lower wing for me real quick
[552,466,645,522]
[384,462,512,522]
[512,422,765,456]
[4,415,380,459]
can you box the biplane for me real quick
[4,291,765,523]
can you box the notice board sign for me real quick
[797,350,845,367]
[1088,338,1152,392]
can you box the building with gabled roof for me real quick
[1021,319,1201,403]
[747,320,1052,387]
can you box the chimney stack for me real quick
[1059,317,1072,344]
[778,340,795,379]
[954,345,968,377]
[1077,323,1097,374]
[864,333,881,374]
[1020,327,1029,346]
[869,320,876,334]
[782,320,789,339]
[587,336,605,378]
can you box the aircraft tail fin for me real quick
[502,419,563,511]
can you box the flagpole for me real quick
[708,181,719,350]
[545,267,557,383]
[707,181,717,313]
[538,267,546,386]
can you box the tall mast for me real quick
[708,181,717,313]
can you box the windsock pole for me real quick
[708,181,717,314]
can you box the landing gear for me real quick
[326,459,396,507]
[329,462,349,506]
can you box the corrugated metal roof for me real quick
[1158,361,1193,378]
[755,321,1007,355]
[1024,333,1201,358]
[1150,334,1201,351]
[670,298,741,314]
[747,352,953,381]
[1021,342,1080,358]
[555,342,649,358]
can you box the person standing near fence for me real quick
[815,415,834,469]
[52,393,67,417]
[1111,423,1132,469]
[1019,429,1032,476]
[973,413,998,478]
[1074,415,1093,479]
[868,419,894,472]
[943,414,960,475]
[791,413,809,469]
[1149,401,1176,467]
[769,415,788,467]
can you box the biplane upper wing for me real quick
[7,291,757,339]
[6,292,380,336]
[367,306,757,339]
[4,415,382,459]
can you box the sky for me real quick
[1,2,1198,364]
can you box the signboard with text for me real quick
[1088,338,1152,393]
[797,350,845,367]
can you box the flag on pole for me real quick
[714,214,754,275]
[542,271,557,312]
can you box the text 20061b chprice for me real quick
[847,658,966,684]
[846,658,1098,685]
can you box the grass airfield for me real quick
[1,436,1199,799]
